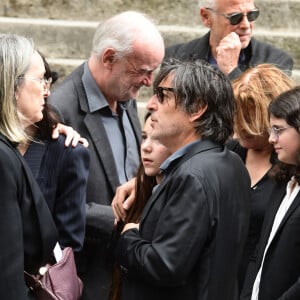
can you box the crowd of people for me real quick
[1,0,300,299]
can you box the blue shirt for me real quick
[82,62,139,184]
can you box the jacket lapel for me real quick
[273,186,300,238]
[0,135,57,260]
[140,139,221,224]
[76,64,141,192]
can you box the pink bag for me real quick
[24,247,83,300]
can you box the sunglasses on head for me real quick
[206,7,260,25]
[154,86,175,104]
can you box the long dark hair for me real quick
[109,112,157,300]
[268,86,300,184]
[34,51,60,139]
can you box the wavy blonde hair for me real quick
[232,64,295,138]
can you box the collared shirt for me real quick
[251,178,300,300]
[82,62,139,184]
[160,139,201,175]
[151,139,200,195]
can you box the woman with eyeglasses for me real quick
[21,51,90,252]
[228,64,294,293]
[0,34,58,299]
[0,33,89,299]
[240,85,300,300]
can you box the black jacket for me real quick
[116,139,251,300]
[241,182,300,300]
[165,32,294,79]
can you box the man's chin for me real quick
[241,39,251,49]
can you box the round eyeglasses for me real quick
[18,76,53,90]
[206,7,260,25]
[267,126,292,139]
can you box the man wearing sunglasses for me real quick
[165,0,293,79]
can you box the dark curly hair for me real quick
[268,86,300,184]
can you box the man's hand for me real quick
[122,222,139,233]
[52,123,89,147]
[112,177,137,222]
[216,32,242,75]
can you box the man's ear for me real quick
[200,8,212,28]
[189,104,208,122]
[102,48,116,70]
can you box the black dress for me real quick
[226,139,277,292]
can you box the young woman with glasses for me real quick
[229,63,295,293]
[241,86,300,300]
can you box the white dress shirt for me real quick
[251,178,300,300]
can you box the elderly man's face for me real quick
[205,0,257,49]
[104,40,164,103]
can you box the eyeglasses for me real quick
[206,7,260,25]
[154,86,175,103]
[18,76,53,90]
[267,126,292,139]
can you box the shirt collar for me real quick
[160,139,200,175]
[82,62,131,113]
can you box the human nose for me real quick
[146,94,158,111]
[239,14,251,27]
[43,88,50,98]
[268,130,278,144]
[141,138,152,153]
[142,72,153,87]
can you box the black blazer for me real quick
[0,134,57,299]
[48,63,142,299]
[116,139,251,300]
[241,182,300,299]
[165,32,294,79]
[24,135,90,251]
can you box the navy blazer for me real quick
[48,63,142,299]
[116,139,251,300]
[24,135,90,251]
[241,182,300,300]
[165,32,294,79]
[0,134,57,299]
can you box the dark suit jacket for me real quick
[24,135,90,251]
[116,139,251,300]
[165,32,294,79]
[48,63,142,300]
[0,134,57,299]
[241,182,300,300]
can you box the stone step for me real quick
[2,0,300,29]
[1,17,299,69]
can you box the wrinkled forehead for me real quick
[129,39,164,69]
[26,51,45,75]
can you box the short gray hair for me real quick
[91,11,163,59]
[199,0,216,8]
[0,34,34,143]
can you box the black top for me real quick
[226,139,276,292]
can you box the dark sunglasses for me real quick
[155,86,175,103]
[206,7,260,25]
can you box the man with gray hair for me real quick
[48,10,165,300]
[165,0,293,79]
